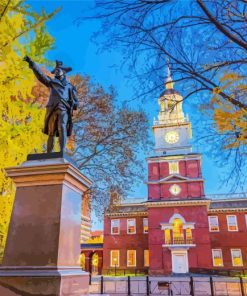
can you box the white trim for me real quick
[111,219,120,235]
[208,216,219,232]
[212,249,223,267]
[160,223,173,230]
[147,178,204,184]
[168,213,186,224]
[127,250,136,267]
[163,244,196,249]
[127,218,136,234]
[147,155,201,163]
[106,211,147,217]
[227,215,238,231]
[145,200,210,209]
[160,174,188,182]
[110,250,119,267]
[208,208,247,213]
[231,249,243,267]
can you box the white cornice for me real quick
[144,199,210,208]
[152,122,190,129]
[209,208,247,213]
[105,211,147,217]
[162,244,196,249]
[160,174,190,181]
[147,155,202,162]
[146,178,204,184]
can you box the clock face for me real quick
[169,184,181,196]
[165,130,179,144]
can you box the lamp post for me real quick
[113,258,117,276]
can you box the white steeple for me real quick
[156,66,185,126]
[165,64,174,90]
[152,66,192,155]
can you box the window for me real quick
[173,218,184,244]
[231,249,243,266]
[110,250,119,267]
[186,228,192,243]
[169,161,179,174]
[143,218,148,233]
[127,219,136,234]
[165,229,171,244]
[212,249,223,267]
[111,219,120,234]
[208,216,219,232]
[127,250,136,267]
[245,215,247,228]
[227,215,238,231]
[144,250,149,267]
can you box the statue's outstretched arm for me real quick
[24,56,51,87]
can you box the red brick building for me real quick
[102,69,247,275]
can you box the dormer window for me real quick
[169,161,179,174]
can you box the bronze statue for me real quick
[23,56,79,153]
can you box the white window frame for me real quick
[245,214,247,229]
[111,219,120,235]
[144,250,149,267]
[227,215,238,231]
[127,218,136,234]
[212,249,223,267]
[231,249,243,267]
[208,216,219,232]
[168,161,179,174]
[127,250,136,267]
[143,218,148,234]
[110,250,119,267]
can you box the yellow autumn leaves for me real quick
[212,73,247,149]
[0,0,58,261]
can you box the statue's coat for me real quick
[29,62,79,137]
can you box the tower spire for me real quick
[165,63,174,90]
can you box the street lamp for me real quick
[113,258,117,276]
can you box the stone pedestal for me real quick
[0,153,92,296]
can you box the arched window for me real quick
[173,218,183,244]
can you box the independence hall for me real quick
[82,69,247,275]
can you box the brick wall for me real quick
[103,215,148,271]
[209,212,247,269]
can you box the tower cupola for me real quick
[157,66,185,125]
[153,66,192,155]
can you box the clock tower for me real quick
[146,67,212,275]
[147,67,205,200]
[153,66,192,156]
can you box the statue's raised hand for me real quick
[23,55,32,63]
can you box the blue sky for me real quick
[28,1,238,229]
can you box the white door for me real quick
[172,252,188,273]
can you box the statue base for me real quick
[0,268,89,296]
[0,153,92,295]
